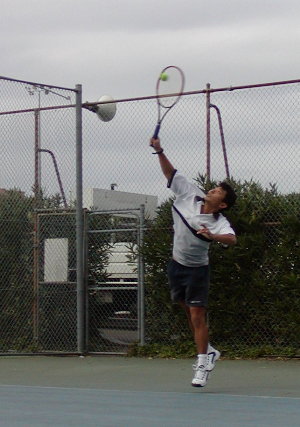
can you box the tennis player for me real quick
[150,137,237,387]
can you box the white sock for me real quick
[197,354,207,367]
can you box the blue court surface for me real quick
[0,356,299,426]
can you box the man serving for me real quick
[150,137,237,387]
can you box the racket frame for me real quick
[153,65,185,140]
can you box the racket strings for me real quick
[157,67,184,108]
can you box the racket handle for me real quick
[153,123,161,140]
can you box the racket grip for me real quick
[153,123,161,140]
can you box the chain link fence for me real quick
[0,76,299,355]
[87,208,144,354]
[0,77,78,353]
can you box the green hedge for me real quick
[139,177,300,357]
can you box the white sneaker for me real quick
[191,363,209,387]
[206,345,221,372]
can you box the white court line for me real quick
[0,384,299,401]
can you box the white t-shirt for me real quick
[168,171,235,267]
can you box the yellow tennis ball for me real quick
[160,72,168,81]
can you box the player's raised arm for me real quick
[150,137,175,181]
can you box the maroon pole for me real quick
[210,104,230,179]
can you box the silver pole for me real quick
[37,92,41,188]
[138,204,145,346]
[75,84,85,354]
[206,83,211,180]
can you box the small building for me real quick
[83,188,158,219]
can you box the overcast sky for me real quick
[1,0,299,204]
[1,0,300,101]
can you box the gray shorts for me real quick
[167,259,210,307]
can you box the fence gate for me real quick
[35,207,144,354]
[86,207,145,354]
[35,210,77,353]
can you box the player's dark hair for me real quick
[219,182,237,210]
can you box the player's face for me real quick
[205,187,228,210]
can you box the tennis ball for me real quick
[160,72,168,81]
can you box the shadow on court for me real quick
[0,356,299,426]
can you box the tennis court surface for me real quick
[0,356,299,426]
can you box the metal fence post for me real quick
[33,110,40,345]
[209,103,230,179]
[206,83,211,180]
[75,84,85,354]
[138,204,145,346]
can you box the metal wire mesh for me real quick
[0,77,77,353]
[87,211,141,353]
[36,212,77,352]
[0,76,299,355]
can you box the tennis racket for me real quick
[152,65,185,141]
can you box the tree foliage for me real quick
[0,189,34,351]
[1,180,299,356]
[0,190,78,351]
[141,177,300,355]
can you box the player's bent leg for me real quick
[189,307,209,387]
[207,343,221,372]
[179,301,194,335]
[189,306,208,354]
